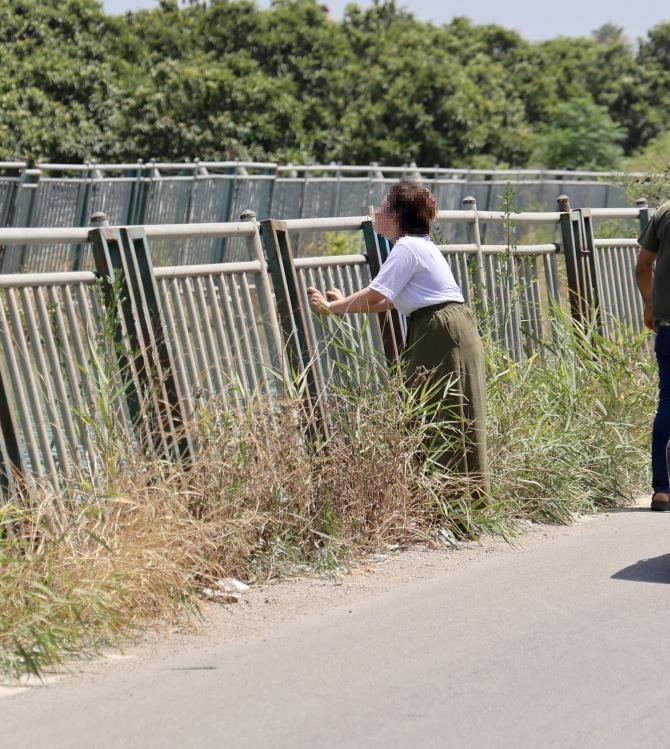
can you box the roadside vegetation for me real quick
[0,309,654,679]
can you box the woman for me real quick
[307,180,489,495]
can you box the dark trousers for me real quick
[653,326,670,492]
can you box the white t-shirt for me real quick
[369,235,464,316]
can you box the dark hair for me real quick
[387,180,437,236]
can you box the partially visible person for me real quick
[636,199,670,511]
[307,180,489,496]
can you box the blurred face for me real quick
[374,196,400,241]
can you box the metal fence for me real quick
[0,201,650,494]
[0,161,636,272]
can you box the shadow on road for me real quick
[612,554,670,584]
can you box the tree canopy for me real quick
[1,0,669,170]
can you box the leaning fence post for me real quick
[576,207,602,330]
[636,197,650,234]
[361,219,404,364]
[243,211,286,385]
[259,219,328,437]
[119,227,193,462]
[558,194,587,325]
[90,224,192,462]
[462,196,489,321]
[90,224,145,432]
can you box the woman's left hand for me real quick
[307,286,331,315]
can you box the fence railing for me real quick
[0,161,637,273]
[0,200,650,494]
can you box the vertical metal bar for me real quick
[0,295,42,475]
[119,228,193,461]
[90,227,145,430]
[229,273,262,393]
[636,197,650,234]
[0,354,24,494]
[0,175,21,272]
[362,220,404,363]
[247,224,285,382]
[6,288,58,480]
[558,195,585,325]
[308,266,333,383]
[462,196,489,323]
[260,219,328,437]
[170,278,203,403]
[192,276,226,397]
[181,276,215,398]
[4,169,41,273]
[323,264,354,379]
[239,272,272,396]
[215,274,249,393]
[206,274,243,409]
[49,285,101,447]
[157,278,194,419]
[627,245,644,331]
[615,246,636,328]
[72,168,93,271]
[34,286,91,468]
[20,287,72,478]
[577,208,601,330]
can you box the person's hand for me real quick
[644,304,655,331]
[307,286,331,315]
[325,288,344,303]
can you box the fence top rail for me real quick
[155,260,262,279]
[282,217,369,231]
[8,161,650,179]
[589,208,644,218]
[143,222,257,240]
[0,210,642,247]
[36,172,277,184]
[35,160,277,173]
[294,254,367,269]
[436,209,561,224]
[440,243,560,255]
[0,270,96,289]
[593,238,640,248]
[0,221,258,246]
[275,164,644,179]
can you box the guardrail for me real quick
[0,202,650,495]
[0,161,637,273]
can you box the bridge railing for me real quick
[0,202,651,494]
[0,161,639,273]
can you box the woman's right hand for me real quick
[325,289,344,302]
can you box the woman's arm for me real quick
[368,298,395,313]
[307,286,389,315]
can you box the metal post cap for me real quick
[89,211,109,227]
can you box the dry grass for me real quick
[0,312,656,679]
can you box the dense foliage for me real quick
[1,0,669,169]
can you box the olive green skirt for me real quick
[404,301,489,495]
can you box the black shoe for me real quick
[651,493,670,511]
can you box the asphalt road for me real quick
[3,502,670,748]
